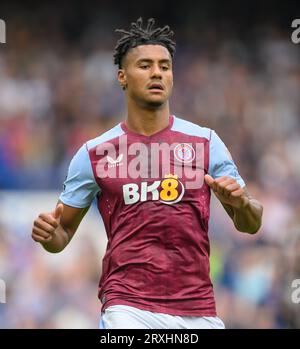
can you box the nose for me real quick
[150,64,162,79]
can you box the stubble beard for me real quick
[135,92,168,110]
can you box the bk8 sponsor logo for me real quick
[123,174,185,205]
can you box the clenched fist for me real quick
[32,204,63,243]
[204,174,249,209]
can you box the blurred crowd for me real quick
[1,3,300,328]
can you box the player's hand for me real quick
[32,204,63,243]
[204,175,249,209]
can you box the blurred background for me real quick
[1,0,300,328]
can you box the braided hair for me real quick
[113,17,176,69]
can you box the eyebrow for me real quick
[136,58,171,64]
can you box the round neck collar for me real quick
[120,115,174,138]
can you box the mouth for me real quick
[148,83,164,92]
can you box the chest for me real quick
[90,134,209,204]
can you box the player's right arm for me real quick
[31,143,100,253]
[32,202,90,253]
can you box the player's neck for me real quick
[125,102,170,137]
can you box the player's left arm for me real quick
[204,175,263,234]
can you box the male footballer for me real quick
[32,18,263,329]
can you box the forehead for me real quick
[124,44,172,65]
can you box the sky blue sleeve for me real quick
[208,130,246,188]
[59,143,100,208]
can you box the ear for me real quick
[117,69,127,90]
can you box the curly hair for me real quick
[113,17,176,69]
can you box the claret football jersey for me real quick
[59,115,245,316]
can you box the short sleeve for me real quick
[208,130,245,188]
[59,143,101,208]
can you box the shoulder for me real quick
[171,115,212,140]
[69,122,124,167]
[86,122,124,151]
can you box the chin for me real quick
[144,97,166,109]
[147,101,164,109]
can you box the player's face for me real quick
[118,45,173,108]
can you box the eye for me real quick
[140,65,150,69]
[161,66,169,71]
